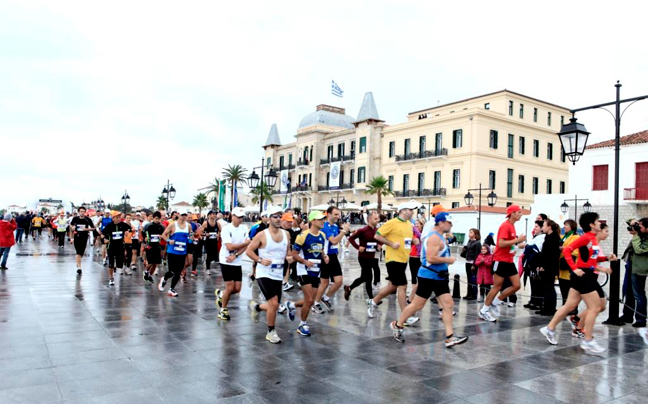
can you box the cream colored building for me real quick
[263,90,570,212]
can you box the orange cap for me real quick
[281,212,294,222]
[431,204,447,216]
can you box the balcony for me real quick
[624,188,648,203]
[320,153,355,165]
[394,188,447,198]
[297,159,309,167]
[292,185,311,192]
[277,164,296,171]
[395,148,448,162]
[318,183,354,192]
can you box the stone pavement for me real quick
[0,237,647,404]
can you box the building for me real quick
[263,90,571,212]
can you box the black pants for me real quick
[465,263,477,297]
[528,273,543,306]
[539,270,557,313]
[622,261,637,321]
[558,277,579,315]
[57,231,66,247]
[349,257,380,298]
[205,247,218,269]
[192,247,202,271]
[164,253,186,289]
[125,244,133,265]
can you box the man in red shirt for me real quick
[479,205,526,322]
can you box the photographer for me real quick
[620,219,639,324]
[631,218,648,328]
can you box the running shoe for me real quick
[490,303,501,317]
[249,301,260,323]
[131,265,137,270]
[168,289,178,297]
[344,285,351,301]
[478,308,497,322]
[366,299,376,318]
[311,303,324,314]
[285,301,296,321]
[277,304,287,314]
[390,321,405,343]
[282,282,294,292]
[639,328,648,345]
[191,270,198,276]
[124,268,132,275]
[266,329,281,344]
[217,309,230,321]
[580,339,606,355]
[158,278,166,292]
[508,302,515,308]
[147,275,154,284]
[438,309,457,318]
[569,315,581,330]
[109,278,115,286]
[572,328,585,339]
[404,316,420,326]
[445,335,469,348]
[321,299,333,312]
[205,269,211,276]
[142,271,148,281]
[297,324,311,336]
[540,326,558,345]
[76,268,82,275]
[103,259,108,267]
[215,288,223,308]
[181,276,187,283]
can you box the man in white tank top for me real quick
[246,206,295,344]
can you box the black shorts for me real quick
[386,261,408,286]
[409,257,421,285]
[494,261,518,278]
[258,277,283,301]
[74,237,88,255]
[108,248,125,269]
[570,271,599,295]
[595,282,605,299]
[298,275,321,289]
[146,247,162,265]
[93,230,100,239]
[221,264,242,282]
[320,254,342,280]
[187,242,194,255]
[416,277,451,299]
[131,240,140,255]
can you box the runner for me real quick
[129,213,142,270]
[200,210,219,276]
[101,212,131,286]
[312,206,350,313]
[281,212,299,291]
[368,200,420,326]
[123,215,135,275]
[291,210,329,336]
[69,207,94,275]
[390,212,468,346]
[100,209,113,266]
[215,207,250,320]
[31,214,44,240]
[540,213,616,354]
[142,211,164,283]
[188,215,203,277]
[345,211,382,300]
[53,210,68,249]
[246,206,296,343]
[479,205,527,322]
[248,211,270,281]
[159,210,192,297]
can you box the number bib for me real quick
[307,259,321,274]
[77,225,86,231]
[112,231,123,240]
[404,238,412,250]
[366,242,377,252]
[174,241,186,252]
[150,235,160,243]
[208,232,218,239]
[270,261,284,275]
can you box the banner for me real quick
[279,170,289,193]
[218,180,226,212]
[330,162,341,188]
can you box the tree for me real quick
[192,193,209,216]
[222,164,248,211]
[207,177,222,210]
[156,196,167,211]
[250,183,273,206]
[365,176,394,214]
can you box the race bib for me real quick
[150,235,160,243]
[366,242,377,252]
[112,231,123,240]
[77,225,86,231]
[174,241,186,252]
[330,244,338,251]
[591,246,600,260]
[404,238,412,250]
[270,261,284,274]
[308,259,321,272]
[208,232,217,239]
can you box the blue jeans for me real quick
[15,228,25,243]
[0,247,10,267]
[631,273,647,324]
[622,261,637,320]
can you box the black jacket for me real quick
[539,231,561,276]
[465,239,482,262]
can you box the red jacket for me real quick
[0,219,17,247]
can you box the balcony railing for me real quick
[624,188,648,201]
[395,148,448,162]
[318,183,354,192]
[320,153,356,165]
[297,159,309,167]
[292,185,311,192]
[278,164,296,171]
[394,188,447,198]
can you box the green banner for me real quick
[218,180,226,211]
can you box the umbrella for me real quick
[243,206,260,213]
[340,203,363,211]
[365,203,396,211]
[310,204,331,211]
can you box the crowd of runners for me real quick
[1,201,647,351]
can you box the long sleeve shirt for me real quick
[348,225,380,259]
[563,232,607,272]
[631,234,648,275]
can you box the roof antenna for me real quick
[437,100,440,106]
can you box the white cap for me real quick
[260,210,268,218]
[397,199,421,212]
[104,209,111,213]
[232,207,245,217]
[267,206,283,216]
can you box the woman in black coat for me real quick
[463,228,482,300]
[536,219,562,316]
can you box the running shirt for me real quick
[31,217,44,228]
[219,223,249,265]
[419,230,450,280]
[293,230,328,277]
[143,222,165,248]
[70,217,93,239]
[131,220,141,241]
[167,221,191,256]
[256,229,289,281]
[100,217,112,231]
[102,222,131,249]
[54,216,68,232]
[410,226,422,258]
[203,221,219,246]
[322,221,340,254]
[493,220,518,263]
[348,225,379,259]
[91,216,101,230]
[376,217,413,263]
[563,232,606,271]
[249,221,267,239]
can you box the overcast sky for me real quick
[2,0,647,210]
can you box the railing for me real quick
[320,153,355,165]
[624,188,648,201]
[278,164,296,170]
[394,188,447,198]
[395,148,448,162]
[292,185,311,192]
[297,159,309,167]
[317,183,354,192]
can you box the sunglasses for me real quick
[270,215,282,219]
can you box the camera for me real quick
[628,223,640,232]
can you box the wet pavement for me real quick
[1,237,647,403]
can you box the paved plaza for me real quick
[0,238,647,404]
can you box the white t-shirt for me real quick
[131,220,141,239]
[219,223,249,266]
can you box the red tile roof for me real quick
[448,206,531,215]
[587,130,648,149]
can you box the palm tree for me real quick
[206,177,222,210]
[222,164,248,211]
[156,196,167,211]
[250,183,273,206]
[192,193,209,216]
[365,176,394,214]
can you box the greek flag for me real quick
[331,80,343,97]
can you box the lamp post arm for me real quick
[570,94,648,114]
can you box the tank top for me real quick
[204,221,219,246]
[256,229,288,281]
[418,230,450,280]
[167,221,190,256]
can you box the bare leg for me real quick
[326,275,343,298]
[548,288,582,330]
[259,296,279,327]
[396,296,427,326]
[484,275,505,306]
[397,285,408,311]
[315,278,330,302]
[372,282,397,304]
[581,292,602,341]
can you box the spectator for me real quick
[620,219,639,324]
[631,218,648,327]
[475,245,494,302]
[537,220,561,316]
[0,213,17,269]
[463,228,481,300]
[15,211,30,243]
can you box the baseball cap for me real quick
[506,204,522,217]
[267,206,283,216]
[308,210,326,221]
[112,211,122,218]
[260,210,268,218]
[104,209,111,213]
[281,212,294,222]
[435,212,454,224]
[397,200,420,212]
[208,210,216,216]
[431,204,447,217]
[232,207,245,217]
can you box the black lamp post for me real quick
[557,81,648,326]
[161,180,176,211]
[328,193,347,209]
[464,183,497,234]
[121,190,130,206]
[248,158,278,214]
[560,195,591,220]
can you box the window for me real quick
[506,202,512,207]
[326,172,330,187]
[350,140,356,155]
[560,115,564,126]
[338,142,345,157]
[508,134,514,158]
[484,103,490,110]
[388,141,395,158]
[518,175,525,193]
[327,145,334,159]
[388,175,394,191]
[547,179,553,194]
[418,173,425,192]
[266,157,271,167]
[434,171,441,190]
[490,130,498,149]
[561,148,566,163]
[489,170,496,190]
[452,169,461,188]
[560,181,566,194]
[435,133,443,150]
[288,154,292,165]
[403,174,409,193]
[592,165,609,190]
[533,108,538,122]
[279,156,284,168]
[507,169,513,198]
[308,173,312,186]
[519,104,524,119]
[532,177,539,195]
[533,139,540,157]
[547,112,552,126]
[519,136,526,155]
[359,137,367,153]
[309,148,313,161]
[419,135,426,153]
[349,169,354,185]
[547,143,553,160]
[452,202,460,209]
[358,167,366,183]
[452,129,462,148]
[508,101,514,116]
[339,170,345,186]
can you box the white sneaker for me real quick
[266,329,281,344]
[540,326,558,345]
[438,309,457,317]
[490,303,501,317]
[367,299,376,318]
[404,316,420,326]
[124,268,132,275]
[108,278,115,286]
[168,288,178,297]
[508,302,515,308]
[639,328,648,345]
[580,339,605,355]
[277,304,287,314]
[205,269,211,276]
[158,277,166,291]
[478,307,497,322]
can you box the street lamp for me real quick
[121,190,130,206]
[463,183,497,234]
[248,158,278,215]
[161,180,176,211]
[557,81,648,326]
[560,195,591,220]
[328,193,347,209]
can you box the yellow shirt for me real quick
[377,217,413,263]
[559,233,580,280]
[32,217,44,227]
